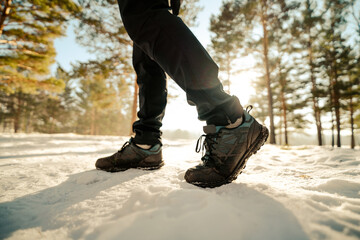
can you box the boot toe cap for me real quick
[95,157,113,170]
[185,167,226,187]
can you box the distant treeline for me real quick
[0,0,359,148]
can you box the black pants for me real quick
[118,0,244,145]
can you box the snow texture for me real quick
[1,133,360,240]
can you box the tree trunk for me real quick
[335,106,341,147]
[328,19,341,148]
[49,107,54,134]
[14,92,22,133]
[350,97,355,149]
[14,113,20,133]
[278,60,288,145]
[260,0,276,144]
[280,89,288,145]
[308,37,323,146]
[332,70,341,147]
[24,109,30,133]
[95,111,99,135]
[26,111,33,133]
[130,78,138,135]
[279,112,282,145]
[3,120,7,132]
[90,108,95,135]
[49,118,54,134]
[331,108,335,148]
[0,0,12,37]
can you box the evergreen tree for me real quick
[0,0,80,93]
[270,2,310,145]
[292,0,327,146]
[347,0,360,148]
[344,61,360,149]
[73,61,113,135]
[72,60,131,135]
[0,0,80,132]
[319,0,352,147]
[209,1,245,93]
[32,66,77,133]
[234,0,299,144]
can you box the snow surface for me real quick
[1,133,360,240]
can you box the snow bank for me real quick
[0,134,359,240]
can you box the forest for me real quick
[0,0,359,148]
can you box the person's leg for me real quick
[117,0,244,125]
[95,34,167,173]
[132,44,167,146]
[97,0,268,185]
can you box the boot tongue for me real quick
[203,125,216,134]
[203,125,223,134]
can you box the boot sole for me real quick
[96,161,165,173]
[193,125,269,188]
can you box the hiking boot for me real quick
[95,138,164,172]
[185,107,269,188]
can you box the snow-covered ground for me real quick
[1,133,360,240]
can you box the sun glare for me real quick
[228,56,258,105]
[162,56,258,133]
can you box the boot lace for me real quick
[118,138,132,153]
[246,105,253,113]
[195,105,253,166]
[195,132,220,166]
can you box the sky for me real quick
[54,0,257,134]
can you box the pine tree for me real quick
[32,66,77,133]
[348,0,360,148]
[72,60,118,135]
[259,0,276,144]
[344,60,360,149]
[0,0,80,93]
[270,2,309,145]
[0,0,80,132]
[234,0,300,144]
[209,1,245,94]
[291,0,328,146]
[319,0,352,147]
